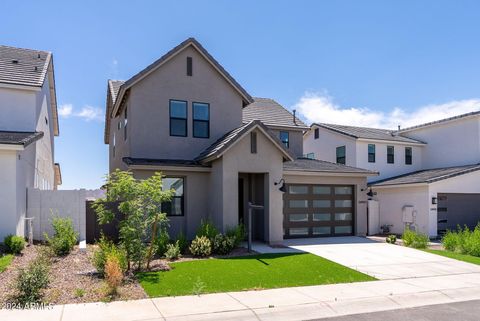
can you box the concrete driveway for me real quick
[283,236,480,280]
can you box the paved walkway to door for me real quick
[282,236,480,280]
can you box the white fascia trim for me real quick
[0,82,41,91]
[357,138,426,146]
[128,165,211,172]
[0,144,24,151]
[264,124,310,131]
[369,182,429,189]
[283,170,377,177]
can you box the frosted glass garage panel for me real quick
[313,213,331,221]
[335,226,352,234]
[313,227,331,235]
[313,186,331,194]
[289,214,308,222]
[313,200,331,208]
[289,185,308,194]
[289,228,309,236]
[335,200,352,208]
[334,186,352,195]
[289,200,308,208]
[335,213,352,221]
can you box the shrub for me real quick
[105,254,123,295]
[15,256,50,304]
[197,219,218,241]
[213,234,236,255]
[402,228,415,247]
[44,217,78,256]
[226,224,245,247]
[464,225,480,257]
[442,230,460,252]
[189,236,212,257]
[74,288,85,298]
[156,230,170,257]
[165,241,181,261]
[92,236,128,277]
[176,232,189,254]
[402,228,429,249]
[386,234,397,244]
[4,235,26,254]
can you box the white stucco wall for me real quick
[0,150,19,240]
[0,87,37,131]
[401,117,480,169]
[303,127,357,166]
[356,141,423,182]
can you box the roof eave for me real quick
[283,169,378,177]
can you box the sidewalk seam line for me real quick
[226,293,261,320]
[150,298,166,321]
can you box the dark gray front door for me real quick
[437,193,480,235]
[283,184,354,238]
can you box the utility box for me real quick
[402,205,414,223]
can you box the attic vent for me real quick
[37,53,41,58]
[12,59,18,64]
[34,66,38,71]
[186,57,192,76]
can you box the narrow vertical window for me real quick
[170,100,187,137]
[280,131,289,148]
[336,146,346,164]
[187,57,193,76]
[368,144,376,163]
[124,106,128,140]
[405,147,412,165]
[314,128,319,139]
[387,146,395,164]
[192,102,209,138]
[251,132,257,154]
[113,132,116,157]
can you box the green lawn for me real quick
[0,254,13,273]
[425,249,480,265]
[137,253,375,297]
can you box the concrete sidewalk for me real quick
[2,272,480,321]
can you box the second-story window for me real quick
[170,100,187,137]
[113,132,116,158]
[280,131,289,148]
[314,128,319,139]
[124,106,128,140]
[251,132,257,154]
[193,102,209,138]
[368,144,376,163]
[336,146,346,165]
[405,147,413,165]
[387,146,395,164]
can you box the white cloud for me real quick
[58,104,73,117]
[293,91,480,129]
[58,104,103,122]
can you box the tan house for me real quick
[104,38,377,244]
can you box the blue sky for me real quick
[2,1,480,189]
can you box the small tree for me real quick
[93,170,173,270]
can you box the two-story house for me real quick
[0,45,61,240]
[104,38,377,244]
[304,113,480,238]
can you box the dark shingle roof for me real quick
[397,111,480,133]
[314,123,425,144]
[284,157,377,175]
[0,45,51,87]
[108,80,124,104]
[243,98,308,129]
[123,157,209,168]
[0,131,44,146]
[370,164,480,187]
[196,120,294,162]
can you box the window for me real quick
[304,152,315,159]
[187,57,193,76]
[112,133,116,157]
[169,100,187,137]
[250,132,257,154]
[336,145,346,164]
[45,117,48,125]
[288,185,308,194]
[280,131,289,148]
[368,144,376,163]
[405,147,412,165]
[124,106,128,140]
[387,146,395,164]
[314,128,319,139]
[193,102,209,138]
[162,177,184,216]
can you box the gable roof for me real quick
[109,80,124,105]
[370,164,480,187]
[0,45,51,87]
[242,98,309,130]
[284,157,378,175]
[195,120,295,163]
[0,131,44,147]
[397,111,480,133]
[313,123,425,144]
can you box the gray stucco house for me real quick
[104,38,377,244]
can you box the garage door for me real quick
[437,193,480,235]
[283,184,354,238]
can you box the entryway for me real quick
[238,173,267,242]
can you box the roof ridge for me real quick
[0,44,51,54]
[397,110,480,132]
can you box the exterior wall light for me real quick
[274,178,286,193]
[432,197,438,205]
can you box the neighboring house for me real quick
[304,113,480,238]
[0,45,61,240]
[104,38,377,243]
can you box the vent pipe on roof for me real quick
[293,109,297,126]
[398,125,401,131]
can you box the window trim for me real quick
[387,145,395,164]
[314,128,319,139]
[192,102,210,138]
[405,147,413,165]
[124,106,128,141]
[162,177,185,217]
[280,131,289,148]
[169,99,188,137]
[368,144,376,163]
[336,145,346,165]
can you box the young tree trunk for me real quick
[146,216,158,270]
